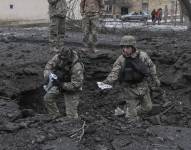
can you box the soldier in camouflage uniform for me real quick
[43,48,84,118]
[103,35,160,121]
[48,0,67,52]
[80,0,104,52]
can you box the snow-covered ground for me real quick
[99,19,188,31]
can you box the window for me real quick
[142,0,149,3]
[10,4,14,9]
[121,7,128,15]
[142,3,148,12]
[105,5,112,13]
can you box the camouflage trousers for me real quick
[121,81,152,119]
[44,87,79,119]
[82,15,99,48]
[49,16,66,50]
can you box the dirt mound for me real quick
[0,27,191,149]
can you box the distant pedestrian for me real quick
[151,9,156,24]
[156,8,162,25]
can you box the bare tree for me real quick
[179,0,191,28]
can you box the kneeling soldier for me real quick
[103,35,160,121]
[44,48,84,119]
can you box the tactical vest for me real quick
[54,58,83,83]
[119,55,149,84]
[54,60,72,82]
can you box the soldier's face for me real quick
[61,56,73,64]
[122,46,133,57]
[59,50,73,63]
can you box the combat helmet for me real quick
[120,35,136,48]
[59,47,74,62]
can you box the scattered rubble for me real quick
[0,26,191,150]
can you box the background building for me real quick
[0,0,81,24]
[0,0,49,23]
[104,0,180,18]
[0,0,180,24]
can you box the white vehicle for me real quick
[121,11,150,22]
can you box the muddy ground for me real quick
[0,26,191,150]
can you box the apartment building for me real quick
[0,0,180,23]
[0,0,81,24]
[104,0,179,17]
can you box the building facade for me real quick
[0,0,49,23]
[0,0,180,24]
[104,0,179,17]
[0,0,81,24]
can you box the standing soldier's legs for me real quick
[88,16,98,52]
[91,17,98,44]
[44,91,61,117]
[82,16,90,47]
[57,16,66,49]
[49,17,58,51]
[64,93,79,119]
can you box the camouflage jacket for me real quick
[80,0,104,16]
[104,50,158,85]
[44,50,84,92]
[48,0,67,17]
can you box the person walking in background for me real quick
[151,9,156,24]
[156,8,162,25]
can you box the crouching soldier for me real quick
[103,35,160,122]
[43,48,84,119]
